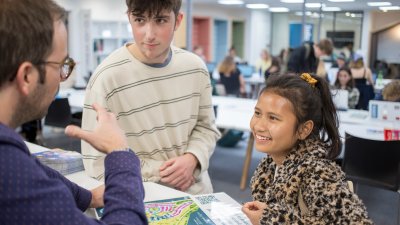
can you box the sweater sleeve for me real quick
[185,67,221,176]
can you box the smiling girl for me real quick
[242,73,372,224]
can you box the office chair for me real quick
[342,132,400,223]
[44,98,81,128]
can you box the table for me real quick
[244,74,265,99]
[58,88,86,109]
[25,141,188,201]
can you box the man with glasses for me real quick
[0,0,146,224]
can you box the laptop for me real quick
[331,89,349,111]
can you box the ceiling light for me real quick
[367,2,391,7]
[305,3,324,8]
[380,6,400,11]
[269,7,290,12]
[280,0,304,3]
[328,0,354,2]
[218,0,244,5]
[246,4,269,9]
[322,7,341,11]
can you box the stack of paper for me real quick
[33,149,84,175]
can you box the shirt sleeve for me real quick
[0,143,147,225]
[37,161,91,211]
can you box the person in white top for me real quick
[81,0,221,194]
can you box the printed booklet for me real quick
[95,192,251,225]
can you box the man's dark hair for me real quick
[126,0,181,17]
[0,0,66,88]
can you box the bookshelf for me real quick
[92,21,132,69]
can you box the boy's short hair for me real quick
[126,0,181,17]
[317,38,333,56]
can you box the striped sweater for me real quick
[81,44,221,194]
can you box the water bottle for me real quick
[376,70,383,87]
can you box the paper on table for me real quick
[193,192,252,225]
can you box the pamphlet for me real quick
[33,148,84,175]
[146,196,215,225]
[95,192,251,225]
[193,193,252,225]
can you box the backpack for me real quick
[217,129,244,147]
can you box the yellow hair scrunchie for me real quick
[300,73,318,87]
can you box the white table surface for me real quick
[25,141,187,202]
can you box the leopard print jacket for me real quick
[250,137,373,225]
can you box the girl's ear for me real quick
[298,120,314,140]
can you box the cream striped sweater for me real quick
[81,44,220,194]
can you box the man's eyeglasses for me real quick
[37,57,76,81]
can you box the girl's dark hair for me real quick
[334,66,354,89]
[126,0,181,18]
[262,73,341,159]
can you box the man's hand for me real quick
[159,153,198,191]
[65,103,128,154]
[90,185,105,208]
[242,201,267,225]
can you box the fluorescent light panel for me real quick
[305,3,323,8]
[328,0,354,2]
[246,4,269,9]
[269,7,290,12]
[380,6,400,10]
[367,2,391,7]
[218,0,244,5]
[323,7,341,11]
[280,0,304,3]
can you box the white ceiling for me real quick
[188,0,400,12]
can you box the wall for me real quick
[248,10,271,65]
[377,23,400,64]
[370,11,400,33]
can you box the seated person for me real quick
[333,67,360,109]
[217,56,246,97]
[264,56,281,79]
[382,80,400,102]
[256,49,272,76]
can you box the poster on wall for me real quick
[289,23,314,48]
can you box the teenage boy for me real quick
[82,0,220,194]
[0,0,146,224]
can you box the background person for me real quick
[333,67,360,109]
[255,49,272,76]
[242,73,372,224]
[81,0,220,194]
[350,55,375,110]
[217,56,246,97]
[0,0,146,224]
[382,80,400,102]
[287,38,333,75]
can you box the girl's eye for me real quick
[254,111,261,116]
[269,115,278,121]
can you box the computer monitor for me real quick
[237,65,254,78]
